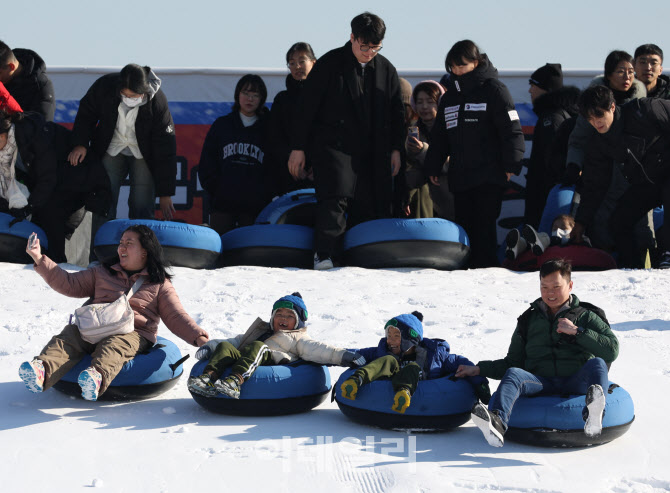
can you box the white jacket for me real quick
[203,318,347,365]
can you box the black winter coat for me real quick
[5,49,55,121]
[648,74,670,100]
[528,86,580,181]
[13,113,111,215]
[576,98,670,227]
[268,75,313,195]
[424,55,525,193]
[198,111,270,214]
[292,42,405,207]
[71,73,177,197]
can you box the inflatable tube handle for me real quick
[330,385,337,402]
[169,354,190,373]
[290,193,315,201]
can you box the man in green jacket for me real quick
[455,258,619,447]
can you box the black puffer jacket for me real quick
[648,74,670,100]
[4,49,55,121]
[576,98,670,227]
[13,113,111,215]
[424,54,525,192]
[268,75,312,195]
[71,72,176,197]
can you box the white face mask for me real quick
[121,95,144,108]
[552,228,571,245]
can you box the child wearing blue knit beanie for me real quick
[341,311,489,414]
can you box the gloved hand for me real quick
[341,351,366,368]
[473,382,492,405]
[561,162,581,187]
[8,205,32,226]
[194,339,223,360]
[194,345,212,361]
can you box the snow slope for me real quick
[2,262,669,492]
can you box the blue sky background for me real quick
[5,0,669,71]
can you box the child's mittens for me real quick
[341,351,366,368]
[473,381,492,405]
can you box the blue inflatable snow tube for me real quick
[334,369,476,431]
[53,336,187,401]
[504,383,635,447]
[0,212,49,264]
[653,207,664,231]
[93,219,222,269]
[343,218,470,270]
[255,188,317,227]
[189,359,331,416]
[219,224,314,268]
[538,185,575,234]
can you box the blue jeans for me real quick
[489,358,609,429]
[102,152,156,219]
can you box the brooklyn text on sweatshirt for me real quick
[222,142,265,163]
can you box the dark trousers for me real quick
[314,167,381,257]
[610,179,670,267]
[454,184,504,268]
[209,211,256,235]
[353,355,421,395]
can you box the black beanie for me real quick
[529,63,563,92]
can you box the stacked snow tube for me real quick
[255,188,317,227]
[219,224,314,268]
[53,336,187,401]
[343,218,470,270]
[189,359,331,416]
[538,185,575,234]
[333,369,476,431]
[0,213,49,264]
[504,383,635,447]
[93,219,222,269]
[503,245,617,272]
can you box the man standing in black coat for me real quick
[572,85,670,268]
[288,12,405,270]
[0,41,55,121]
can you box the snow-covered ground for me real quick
[2,261,669,492]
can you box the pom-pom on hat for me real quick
[385,311,424,348]
[271,292,308,329]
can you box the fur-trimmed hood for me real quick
[589,75,647,104]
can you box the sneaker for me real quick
[391,387,412,414]
[215,375,242,399]
[187,374,217,397]
[471,402,505,447]
[18,359,45,393]
[522,224,545,256]
[659,252,670,269]
[340,375,363,400]
[314,253,334,271]
[584,384,606,437]
[505,228,527,260]
[78,367,103,401]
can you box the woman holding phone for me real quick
[404,80,453,219]
[19,224,209,401]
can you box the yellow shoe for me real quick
[392,388,411,414]
[340,377,361,400]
